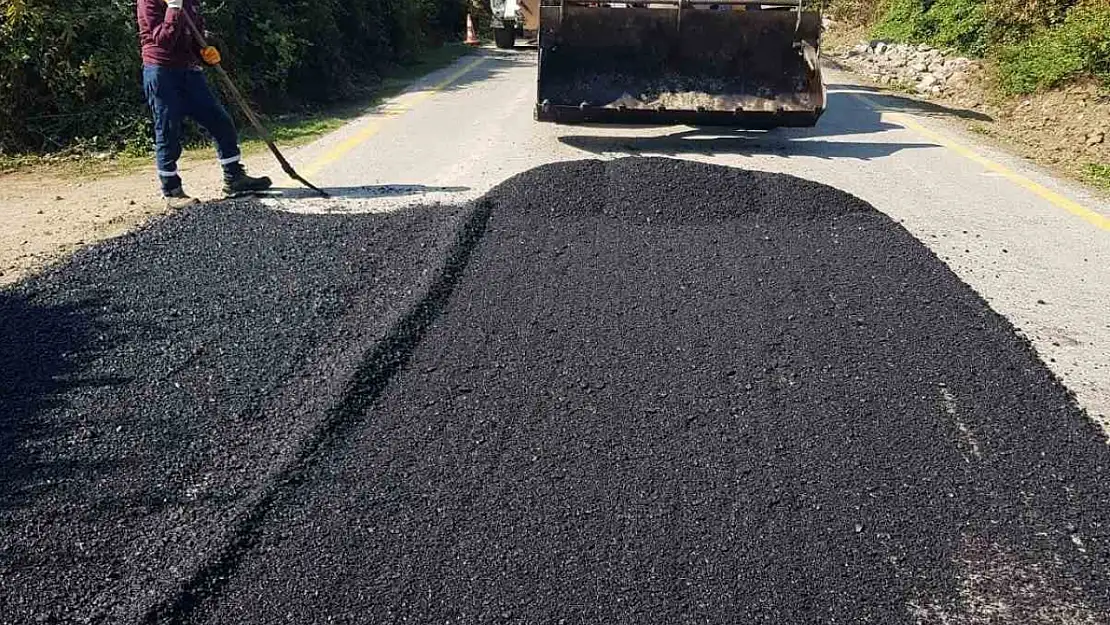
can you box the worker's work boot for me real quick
[164,187,200,210]
[223,164,273,197]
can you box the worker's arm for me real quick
[138,0,185,48]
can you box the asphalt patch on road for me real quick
[5,158,1110,624]
[184,159,1110,624]
[0,200,473,624]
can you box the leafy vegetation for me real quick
[1085,162,1110,188]
[871,0,990,57]
[851,0,1110,94]
[0,0,467,155]
[995,2,1110,94]
[870,0,930,44]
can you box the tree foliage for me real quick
[0,0,466,154]
[851,0,1110,92]
[995,1,1110,93]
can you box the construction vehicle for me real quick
[535,1,826,128]
[490,0,541,49]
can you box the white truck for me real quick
[489,0,540,49]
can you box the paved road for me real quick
[270,47,1110,431]
[5,46,1110,624]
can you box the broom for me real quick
[177,8,329,197]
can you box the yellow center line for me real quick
[297,56,487,180]
[850,93,1110,233]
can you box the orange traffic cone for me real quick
[465,14,481,46]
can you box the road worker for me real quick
[137,0,272,208]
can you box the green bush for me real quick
[0,0,143,153]
[995,2,1110,94]
[838,0,1110,96]
[871,0,929,42]
[1086,162,1110,188]
[926,0,989,56]
[983,0,1079,44]
[0,0,466,154]
[826,0,888,24]
[870,0,988,55]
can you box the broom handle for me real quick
[176,9,329,195]
[177,15,276,153]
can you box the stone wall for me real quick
[835,41,981,96]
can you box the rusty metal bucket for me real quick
[535,1,825,128]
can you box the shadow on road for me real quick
[436,47,535,95]
[283,48,533,126]
[559,130,936,160]
[831,83,995,122]
[556,89,947,159]
[0,291,112,511]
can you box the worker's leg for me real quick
[183,70,271,194]
[143,66,187,196]
[181,69,242,173]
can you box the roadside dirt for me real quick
[824,25,1110,191]
[977,81,1110,179]
[0,156,234,286]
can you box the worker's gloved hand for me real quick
[201,46,221,66]
[166,0,184,9]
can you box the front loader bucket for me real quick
[536,2,825,128]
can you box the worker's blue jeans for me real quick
[143,65,241,195]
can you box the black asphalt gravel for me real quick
[4,158,1110,624]
[0,201,470,623]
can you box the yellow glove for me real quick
[201,46,221,66]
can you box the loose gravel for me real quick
[0,201,471,624]
[4,158,1110,624]
[192,159,1110,624]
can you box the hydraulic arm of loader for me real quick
[535,0,826,128]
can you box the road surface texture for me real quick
[5,157,1110,623]
[265,48,1110,431]
[185,158,1110,624]
[0,202,473,622]
[2,47,1110,623]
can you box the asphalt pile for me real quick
[0,201,470,623]
[4,158,1110,624]
[190,159,1110,624]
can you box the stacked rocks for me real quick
[839,41,980,96]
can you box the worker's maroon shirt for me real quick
[137,0,207,68]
